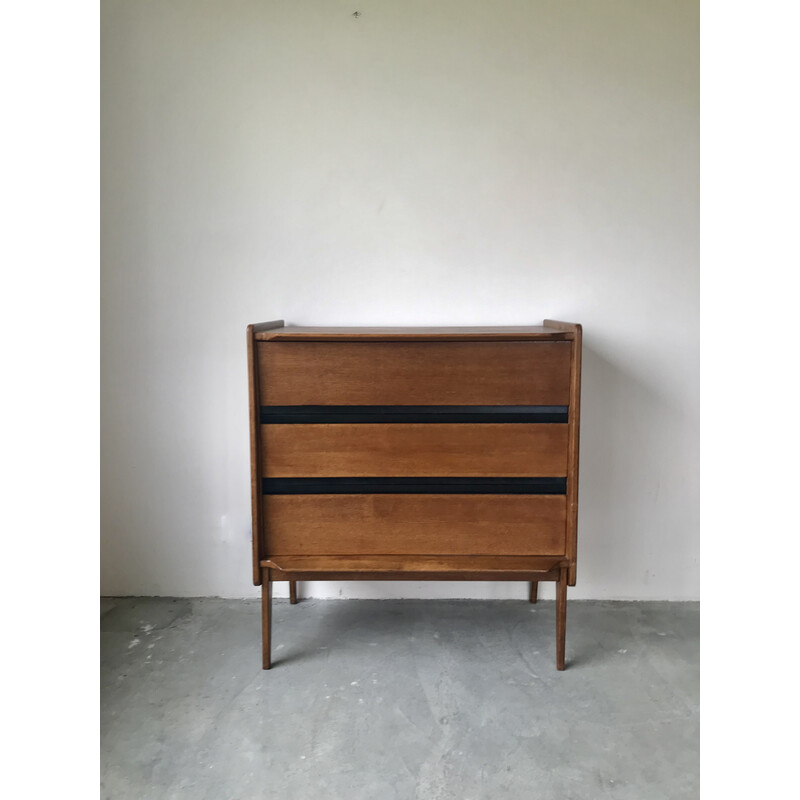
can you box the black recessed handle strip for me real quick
[262,477,567,495]
[260,405,568,424]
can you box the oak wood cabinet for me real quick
[247,322,582,670]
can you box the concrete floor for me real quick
[101,597,698,800]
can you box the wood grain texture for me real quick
[263,555,567,573]
[260,341,571,406]
[545,319,582,586]
[247,320,284,585]
[256,325,573,341]
[262,494,566,556]
[262,423,568,477]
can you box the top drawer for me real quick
[259,341,571,406]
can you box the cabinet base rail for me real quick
[260,558,569,671]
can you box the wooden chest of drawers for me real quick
[247,321,582,670]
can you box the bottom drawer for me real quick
[263,494,566,556]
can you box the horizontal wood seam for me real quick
[262,559,568,569]
[262,477,568,494]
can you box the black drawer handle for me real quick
[260,405,568,424]
[262,477,567,495]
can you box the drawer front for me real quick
[263,423,568,478]
[263,494,567,556]
[259,341,571,406]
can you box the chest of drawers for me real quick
[247,321,582,670]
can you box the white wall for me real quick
[101,0,698,600]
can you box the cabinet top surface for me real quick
[254,325,577,342]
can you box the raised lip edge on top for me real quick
[254,325,575,341]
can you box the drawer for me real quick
[259,341,571,406]
[262,423,568,477]
[262,494,567,556]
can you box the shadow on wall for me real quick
[578,340,698,598]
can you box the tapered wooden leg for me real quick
[556,566,567,671]
[289,580,298,604]
[529,581,538,603]
[262,569,272,670]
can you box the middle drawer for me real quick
[262,423,568,478]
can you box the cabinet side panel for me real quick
[566,327,582,584]
[247,321,283,585]
[543,320,581,585]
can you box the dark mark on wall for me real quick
[352,11,361,19]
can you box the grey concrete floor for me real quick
[101,597,698,800]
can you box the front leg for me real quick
[262,568,273,669]
[556,566,567,670]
